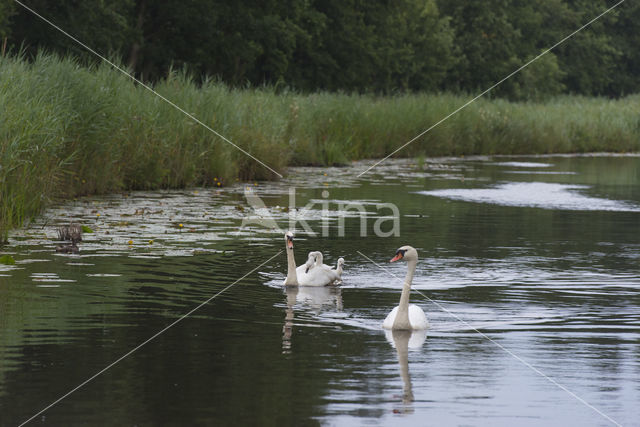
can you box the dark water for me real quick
[1,155,639,426]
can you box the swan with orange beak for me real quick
[383,246,428,330]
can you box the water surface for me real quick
[1,155,639,426]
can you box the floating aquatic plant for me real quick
[0,255,16,265]
[1,51,639,240]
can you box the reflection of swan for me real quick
[282,232,340,287]
[384,329,427,410]
[384,328,427,350]
[282,286,297,353]
[290,284,343,311]
[383,246,428,330]
[281,281,343,353]
[282,231,316,286]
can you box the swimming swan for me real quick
[335,258,345,278]
[382,246,428,330]
[308,251,344,284]
[283,231,315,286]
[282,233,341,287]
[283,232,316,286]
[300,252,341,286]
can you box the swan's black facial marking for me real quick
[390,249,407,263]
[286,234,294,249]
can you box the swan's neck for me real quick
[393,258,416,330]
[284,246,298,286]
[336,263,343,275]
[315,252,324,266]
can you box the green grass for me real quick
[1,52,639,241]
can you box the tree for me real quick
[124,0,313,84]
[510,52,566,101]
[437,0,522,95]
[554,0,621,96]
[9,0,135,62]
[286,0,455,93]
[503,0,568,100]
[4,0,636,97]
[0,0,16,40]
[603,0,640,95]
[405,0,457,92]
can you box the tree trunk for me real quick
[127,0,146,73]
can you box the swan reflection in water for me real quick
[282,285,343,353]
[384,328,427,412]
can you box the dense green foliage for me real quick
[1,0,639,239]
[2,52,639,241]
[2,0,639,98]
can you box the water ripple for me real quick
[419,182,640,212]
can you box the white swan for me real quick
[307,251,343,284]
[383,246,428,330]
[282,232,335,287]
[309,251,330,270]
[283,232,314,286]
[335,258,345,278]
[298,251,317,278]
[309,251,344,284]
[330,257,345,284]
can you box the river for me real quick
[1,155,639,426]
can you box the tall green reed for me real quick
[1,52,639,241]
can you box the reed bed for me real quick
[1,52,639,240]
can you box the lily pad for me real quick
[0,255,16,265]
[81,225,94,233]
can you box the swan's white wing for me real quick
[295,254,317,281]
[408,304,428,330]
[383,305,428,330]
[298,265,335,286]
[383,306,399,329]
[295,264,313,284]
[295,264,308,276]
[317,264,342,283]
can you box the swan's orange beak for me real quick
[287,238,294,249]
[390,253,403,262]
